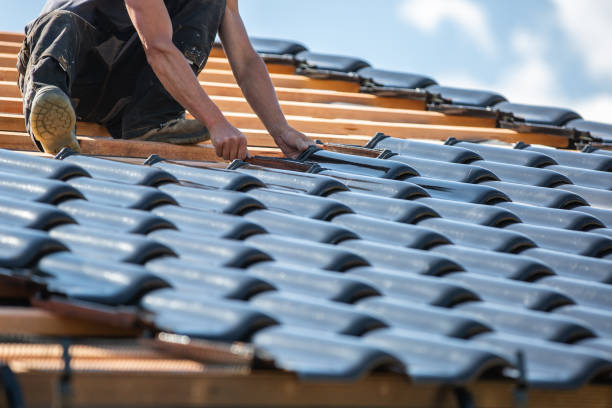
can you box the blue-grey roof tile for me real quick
[158,183,265,214]
[555,305,612,339]
[506,224,612,257]
[568,119,612,142]
[244,210,357,244]
[346,266,478,306]
[67,177,176,210]
[456,302,595,343]
[295,51,370,73]
[472,332,612,388]
[364,328,510,384]
[152,204,264,239]
[537,276,612,309]
[59,199,174,234]
[497,202,604,231]
[246,188,351,220]
[50,225,175,264]
[251,292,386,335]
[388,155,498,183]
[425,86,507,107]
[38,252,168,305]
[356,297,490,338]
[446,273,573,311]
[545,165,612,190]
[417,218,535,253]
[253,326,405,380]
[142,288,277,341]
[556,184,612,210]
[59,154,177,186]
[248,262,379,303]
[231,162,348,195]
[246,234,368,271]
[357,67,436,89]
[430,245,553,281]
[153,160,264,190]
[319,170,428,199]
[0,196,75,230]
[416,197,519,227]
[367,135,483,164]
[0,225,67,268]
[0,172,83,204]
[332,213,449,249]
[518,145,612,171]
[329,191,439,223]
[472,160,571,187]
[145,257,273,300]
[494,102,581,126]
[408,177,509,204]
[339,240,462,276]
[148,229,270,267]
[522,248,612,283]
[250,37,307,55]
[303,148,418,180]
[450,140,557,167]
[572,206,612,228]
[0,148,90,180]
[482,181,587,209]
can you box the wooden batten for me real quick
[0,32,25,42]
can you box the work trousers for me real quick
[17,0,225,150]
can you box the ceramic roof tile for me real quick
[572,206,612,227]
[295,51,371,73]
[568,119,612,142]
[449,140,557,167]
[356,297,490,339]
[247,262,379,303]
[0,196,75,230]
[518,144,612,171]
[0,148,90,180]
[496,202,605,231]
[472,160,571,187]
[0,172,84,204]
[253,326,404,380]
[0,225,67,268]
[555,305,612,339]
[158,183,265,214]
[152,160,265,190]
[246,188,351,219]
[545,165,612,190]
[319,170,428,199]
[363,328,510,383]
[481,181,587,209]
[388,155,498,183]
[250,37,307,56]
[521,248,612,283]
[367,135,483,164]
[408,177,510,204]
[415,197,519,227]
[37,252,169,305]
[357,67,437,89]
[425,86,507,108]
[58,199,174,234]
[58,153,177,186]
[556,184,612,210]
[346,266,479,306]
[493,102,582,126]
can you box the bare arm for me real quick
[219,0,313,158]
[124,0,248,160]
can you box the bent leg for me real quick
[18,10,99,150]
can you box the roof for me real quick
[1,30,612,407]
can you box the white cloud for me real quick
[398,0,495,56]
[553,0,612,82]
[573,94,612,123]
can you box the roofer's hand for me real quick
[209,120,250,161]
[273,127,315,159]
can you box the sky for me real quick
[2,0,611,123]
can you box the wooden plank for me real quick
[0,90,495,128]
[0,32,24,43]
[0,41,21,54]
[0,67,17,82]
[201,68,360,93]
[0,112,570,148]
[15,371,455,408]
[0,53,16,68]
[0,308,140,337]
[0,131,282,159]
[0,79,425,110]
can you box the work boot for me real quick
[29,85,80,154]
[131,117,210,145]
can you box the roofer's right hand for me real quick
[209,120,250,161]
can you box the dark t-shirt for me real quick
[30,0,133,33]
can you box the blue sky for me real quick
[3,0,611,122]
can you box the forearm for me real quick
[146,45,226,129]
[233,53,291,139]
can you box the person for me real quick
[18,0,314,160]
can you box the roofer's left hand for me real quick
[273,127,315,159]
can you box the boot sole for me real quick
[30,86,80,154]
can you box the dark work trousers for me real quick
[17,0,226,150]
